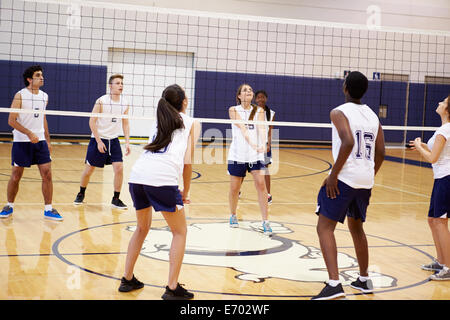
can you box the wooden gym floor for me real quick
[0,139,449,300]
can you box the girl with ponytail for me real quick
[120,84,200,299]
[144,85,185,152]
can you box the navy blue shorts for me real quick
[227,160,265,177]
[428,175,450,218]
[316,179,372,224]
[85,137,123,168]
[264,149,272,167]
[129,183,183,212]
[11,141,51,167]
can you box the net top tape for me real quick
[0,107,438,131]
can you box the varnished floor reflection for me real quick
[0,140,448,300]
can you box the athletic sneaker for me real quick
[0,205,13,218]
[311,282,345,300]
[74,192,85,205]
[350,278,374,293]
[421,260,444,272]
[118,275,145,292]
[161,283,194,300]
[44,208,63,221]
[111,197,127,210]
[262,221,273,236]
[430,267,450,281]
[229,214,239,228]
[268,194,272,204]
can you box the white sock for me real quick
[328,279,340,287]
[44,204,52,212]
[359,275,369,282]
[7,202,14,208]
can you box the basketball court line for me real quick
[6,201,429,206]
[373,183,430,198]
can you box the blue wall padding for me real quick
[195,70,343,141]
[406,83,426,143]
[404,83,450,143]
[378,81,407,143]
[2,61,449,143]
[194,70,414,142]
[0,60,107,135]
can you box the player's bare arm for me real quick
[323,109,354,199]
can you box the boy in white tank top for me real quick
[0,65,62,221]
[73,74,131,209]
[312,71,385,300]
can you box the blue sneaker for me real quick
[0,205,13,218]
[229,214,239,228]
[262,221,272,236]
[44,208,63,221]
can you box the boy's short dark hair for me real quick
[23,65,43,87]
[109,74,123,84]
[345,71,368,100]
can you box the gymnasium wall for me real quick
[1,0,448,81]
[0,0,449,141]
[88,0,450,33]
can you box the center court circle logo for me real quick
[55,217,442,298]
[127,220,396,288]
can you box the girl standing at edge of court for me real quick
[410,94,450,281]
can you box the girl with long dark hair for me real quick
[118,84,200,299]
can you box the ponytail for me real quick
[144,86,185,152]
[447,94,450,120]
[248,104,271,122]
[249,103,258,121]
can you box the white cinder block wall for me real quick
[1,0,449,83]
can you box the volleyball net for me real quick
[1,0,450,146]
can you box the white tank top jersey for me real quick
[13,88,48,142]
[128,112,194,187]
[331,102,380,189]
[427,123,450,179]
[227,105,265,163]
[92,94,129,139]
